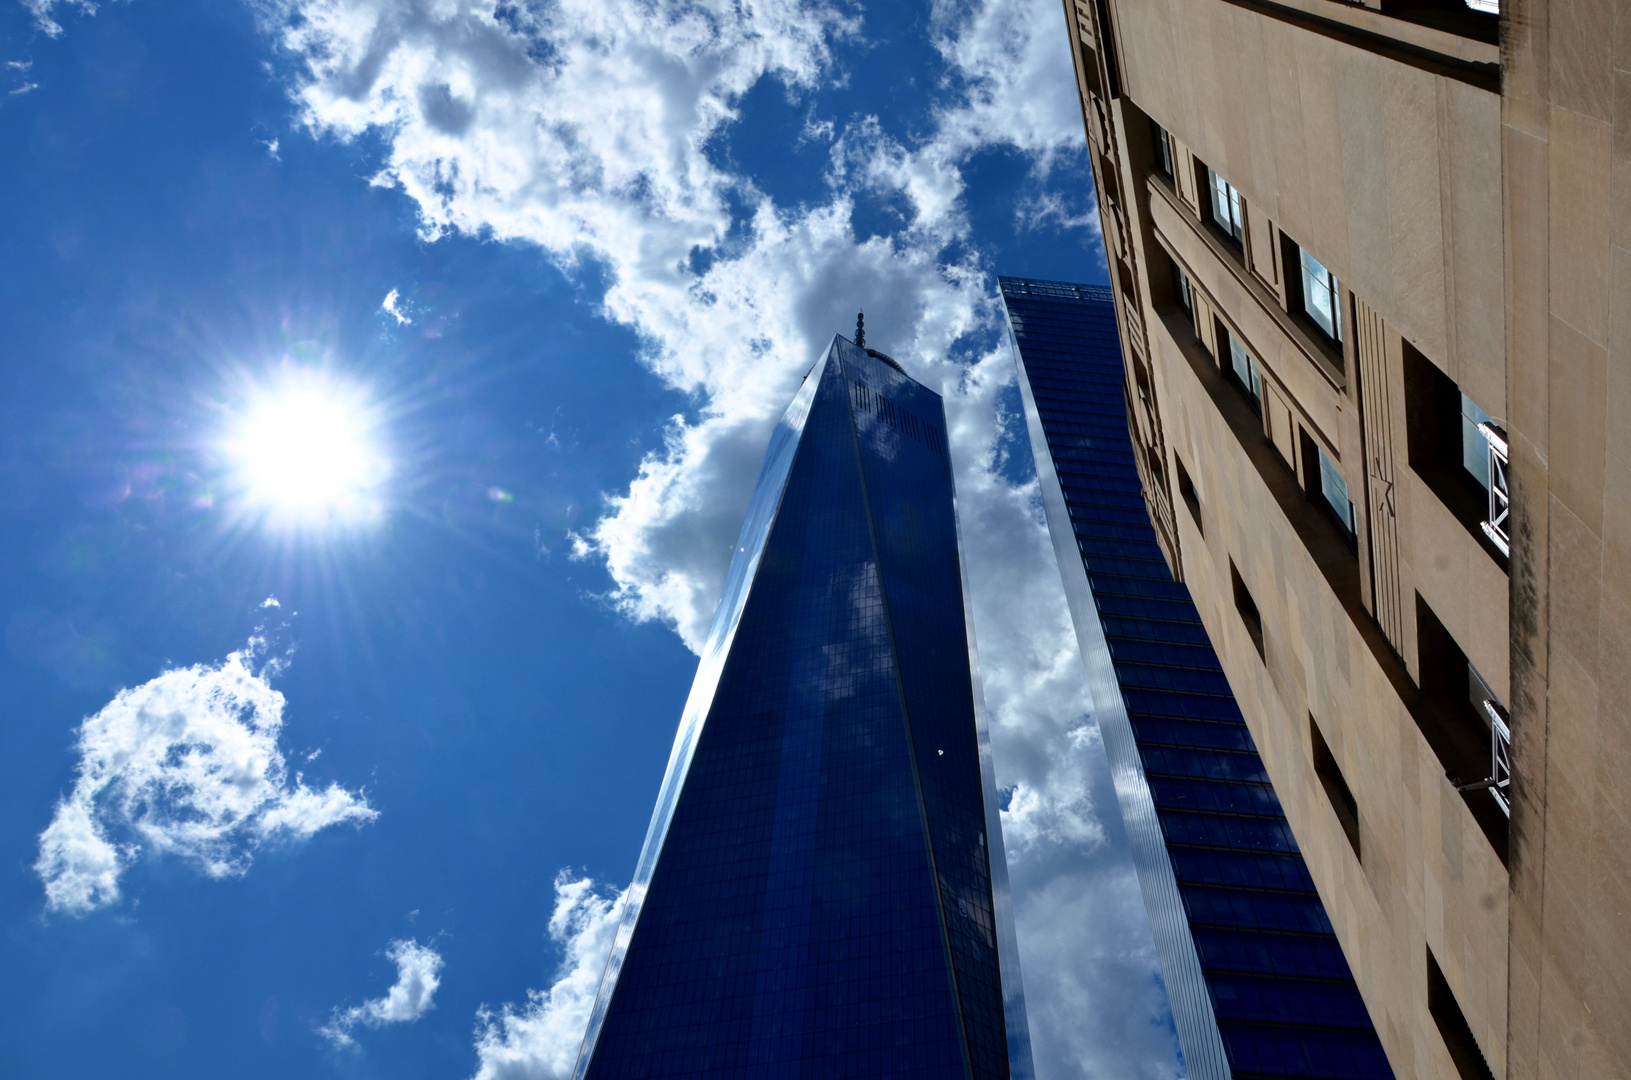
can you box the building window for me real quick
[1402,341,1508,565]
[1172,261,1192,315]
[1224,327,1261,411]
[1299,248,1342,343]
[1316,446,1356,537]
[1466,663,1511,816]
[1231,559,1265,661]
[1310,715,1360,859]
[1204,166,1244,246]
[1416,594,1510,862]
[1428,948,1497,1080]
[1176,455,1202,534]
[1460,393,1492,490]
[1152,121,1174,180]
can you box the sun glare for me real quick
[227,372,389,527]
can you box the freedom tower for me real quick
[573,329,1033,1080]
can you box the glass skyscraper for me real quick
[1001,277,1393,1080]
[573,334,1033,1080]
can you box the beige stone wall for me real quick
[1501,0,1631,1076]
[1068,0,1631,1072]
[1054,0,1582,1075]
[1106,0,1506,413]
[1147,292,1511,1080]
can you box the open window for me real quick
[1415,595,1510,862]
[1403,340,1508,566]
[1380,0,1498,44]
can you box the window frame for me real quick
[1230,558,1265,661]
[1175,454,1203,535]
[1315,444,1357,541]
[1223,326,1261,413]
[1298,248,1343,344]
[1459,392,1493,493]
[1151,121,1175,181]
[1203,165,1245,247]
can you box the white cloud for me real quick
[470,873,626,1080]
[258,0,1171,1073]
[381,287,411,324]
[1014,866,1184,1080]
[13,0,1162,1071]
[35,635,377,916]
[320,938,446,1047]
[18,0,98,38]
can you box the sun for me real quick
[226,370,390,526]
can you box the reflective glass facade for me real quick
[575,337,1032,1080]
[1001,277,1394,1080]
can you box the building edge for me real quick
[568,345,829,1079]
[953,463,1038,1080]
[1005,296,1231,1080]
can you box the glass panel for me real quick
[1299,249,1340,341]
[1318,448,1354,534]
[1460,393,1492,491]
[1001,276,1395,1080]
[1154,124,1174,178]
[1209,170,1242,243]
[1227,331,1259,404]
[579,340,1008,1080]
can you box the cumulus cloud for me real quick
[1015,865,1184,1079]
[35,634,377,916]
[320,938,446,1047]
[471,873,626,1080]
[28,0,1163,1070]
[253,0,1170,1072]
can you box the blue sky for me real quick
[0,0,1181,1077]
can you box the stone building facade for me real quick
[1059,0,1629,1076]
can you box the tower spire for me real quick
[855,310,866,349]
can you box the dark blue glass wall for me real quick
[575,337,1024,1080]
[1000,277,1394,1080]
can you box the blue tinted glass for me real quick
[1460,392,1492,490]
[1318,448,1354,534]
[1000,277,1395,1080]
[578,340,1018,1079]
[1299,247,1341,342]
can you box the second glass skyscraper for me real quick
[1002,277,1393,1080]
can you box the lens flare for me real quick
[226,371,389,526]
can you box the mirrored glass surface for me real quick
[1001,276,1396,1080]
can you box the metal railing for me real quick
[1478,421,1509,556]
[1456,699,1511,817]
